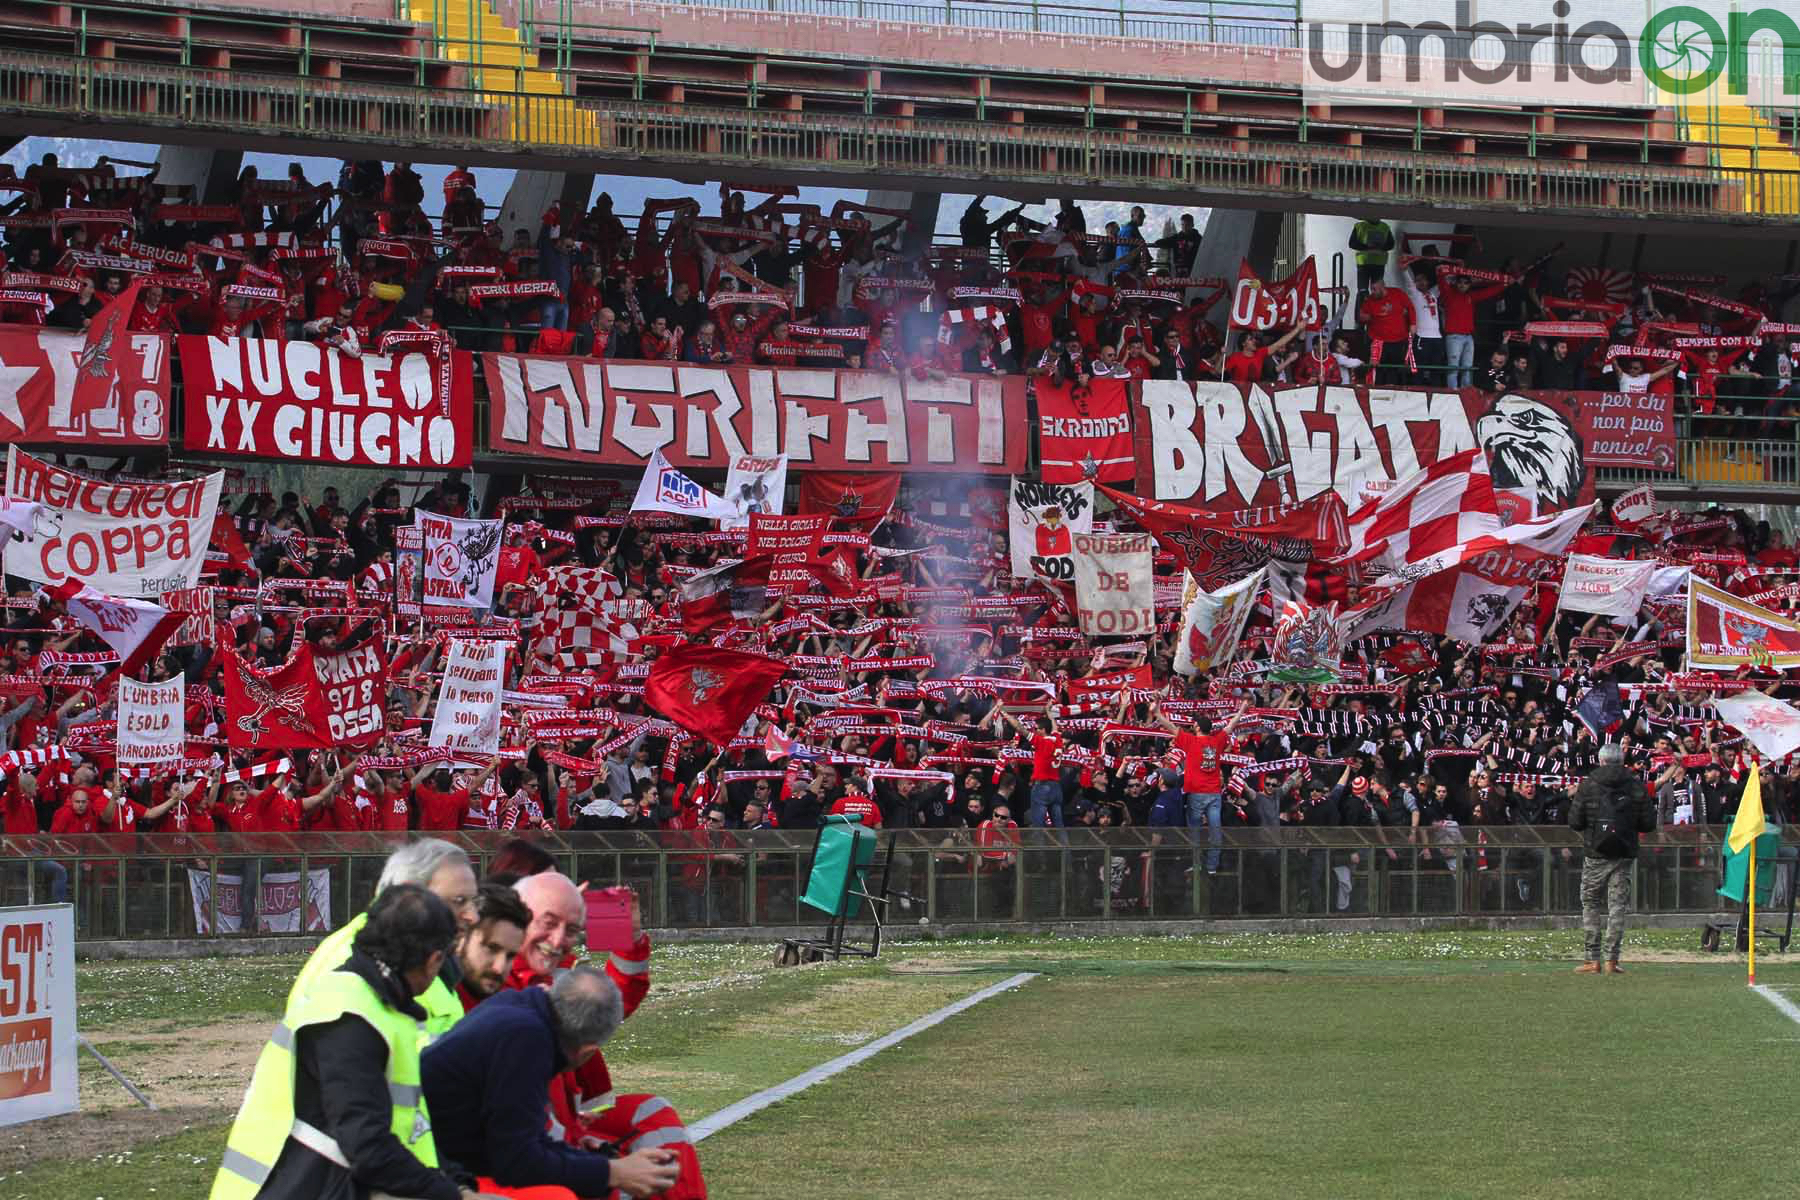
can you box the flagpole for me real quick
[1749,847,1757,987]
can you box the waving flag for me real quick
[631,448,736,521]
[1715,691,1800,764]
[70,274,145,420]
[1174,568,1264,677]
[1331,448,1500,571]
[1343,503,1593,641]
[1101,485,1346,591]
[647,644,788,747]
[45,578,183,682]
[679,556,772,636]
[797,472,900,530]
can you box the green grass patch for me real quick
[702,957,1800,1199]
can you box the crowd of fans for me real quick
[3,153,1799,422]
[3,152,1799,926]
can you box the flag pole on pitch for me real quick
[1728,763,1768,987]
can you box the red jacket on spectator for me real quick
[1358,289,1415,343]
[1439,280,1507,336]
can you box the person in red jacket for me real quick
[1438,271,1509,388]
[1357,278,1416,385]
[828,789,883,827]
[507,873,707,1198]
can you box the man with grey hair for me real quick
[1569,742,1657,974]
[288,839,480,1034]
[421,967,680,1197]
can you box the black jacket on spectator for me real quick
[421,988,616,1196]
[268,951,464,1200]
[1568,765,1656,859]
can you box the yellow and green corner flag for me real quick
[1729,765,1767,855]
[1729,764,1768,985]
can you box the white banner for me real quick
[418,510,501,610]
[1007,477,1093,584]
[1556,554,1658,619]
[0,905,76,1127]
[1613,485,1657,526]
[1714,691,1800,763]
[720,454,788,530]
[1071,532,1153,637]
[631,448,736,520]
[116,675,184,770]
[1175,568,1265,676]
[3,446,221,598]
[428,638,505,752]
[187,869,332,935]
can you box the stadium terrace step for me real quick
[412,0,604,142]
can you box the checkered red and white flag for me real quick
[1343,503,1594,642]
[1330,448,1500,572]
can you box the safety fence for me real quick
[0,827,1744,940]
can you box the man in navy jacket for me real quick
[421,968,680,1198]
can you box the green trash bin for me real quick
[800,816,879,920]
[1718,825,1782,906]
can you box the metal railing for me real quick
[0,827,1751,940]
[566,0,1304,47]
[6,51,1800,224]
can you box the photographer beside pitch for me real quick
[1568,743,1657,975]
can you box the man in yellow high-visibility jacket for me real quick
[212,883,497,1199]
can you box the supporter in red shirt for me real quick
[49,787,101,835]
[1357,278,1416,384]
[1222,324,1301,385]
[1019,283,1068,359]
[2,772,42,834]
[1153,699,1248,874]
[995,706,1066,828]
[827,790,882,826]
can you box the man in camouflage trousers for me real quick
[1569,743,1657,974]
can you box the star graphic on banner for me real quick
[0,350,33,434]
[1081,453,1099,480]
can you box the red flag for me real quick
[1331,449,1500,571]
[1229,256,1322,331]
[219,639,388,751]
[1036,377,1133,484]
[209,512,258,576]
[70,275,145,421]
[1380,641,1437,676]
[646,643,788,747]
[678,556,772,636]
[1101,485,1347,591]
[222,641,328,751]
[797,472,900,530]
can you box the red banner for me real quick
[1133,383,1672,512]
[0,326,170,446]
[178,335,475,467]
[485,354,1028,474]
[222,640,389,751]
[1036,377,1134,484]
[1229,257,1322,332]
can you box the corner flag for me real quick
[1728,764,1767,855]
[1728,764,1768,985]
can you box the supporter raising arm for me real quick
[1151,698,1248,874]
[995,703,1067,829]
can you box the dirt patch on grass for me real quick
[0,1019,268,1174]
[1623,947,1800,965]
[888,955,1009,974]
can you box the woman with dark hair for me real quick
[486,836,556,883]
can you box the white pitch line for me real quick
[1752,983,1800,1027]
[689,971,1039,1142]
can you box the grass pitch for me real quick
[9,930,1800,1199]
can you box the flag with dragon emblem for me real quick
[1268,597,1345,684]
[1688,578,1800,672]
[70,275,146,421]
[418,510,503,609]
[1714,691,1800,761]
[222,642,328,751]
[646,643,788,747]
[796,472,900,531]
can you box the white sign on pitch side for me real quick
[0,904,77,1126]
